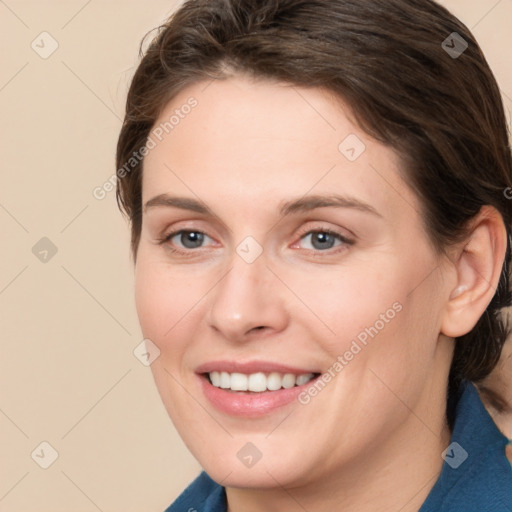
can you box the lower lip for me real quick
[198,374,319,417]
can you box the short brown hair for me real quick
[116,0,512,398]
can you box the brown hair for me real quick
[116,0,512,400]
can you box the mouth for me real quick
[203,371,320,393]
[195,362,322,417]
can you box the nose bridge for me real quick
[207,250,287,340]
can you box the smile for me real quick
[195,361,322,417]
[207,371,317,392]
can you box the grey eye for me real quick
[301,231,343,250]
[173,231,207,249]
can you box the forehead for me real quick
[142,76,416,219]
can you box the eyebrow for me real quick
[144,195,212,215]
[279,194,382,217]
[143,193,382,218]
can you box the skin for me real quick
[134,75,506,512]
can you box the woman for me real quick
[116,0,512,510]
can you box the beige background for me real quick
[0,1,511,511]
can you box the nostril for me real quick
[248,326,266,333]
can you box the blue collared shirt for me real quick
[165,381,512,511]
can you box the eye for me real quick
[297,229,352,251]
[161,230,214,250]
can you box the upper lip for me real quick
[195,360,319,375]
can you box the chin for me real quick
[197,447,312,490]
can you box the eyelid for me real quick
[153,217,218,244]
[156,224,354,255]
[293,224,354,245]
[158,228,215,246]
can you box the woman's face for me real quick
[135,76,455,488]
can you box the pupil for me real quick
[312,232,334,250]
[181,231,204,248]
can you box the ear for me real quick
[441,206,507,338]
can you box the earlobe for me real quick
[441,206,507,338]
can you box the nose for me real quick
[206,254,289,342]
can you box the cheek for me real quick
[134,255,191,348]
[288,259,438,387]
[286,264,406,349]
[135,262,168,341]
[134,258,203,416]
[134,251,215,370]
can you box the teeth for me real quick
[296,373,313,386]
[267,372,283,391]
[208,371,316,392]
[231,373,248,391]
[248,372,267,392]
[210,371,221,387]
[220,371,230,389]
[282,373,296,389]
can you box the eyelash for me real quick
[157,226,354,256]
[294,227,354,253]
